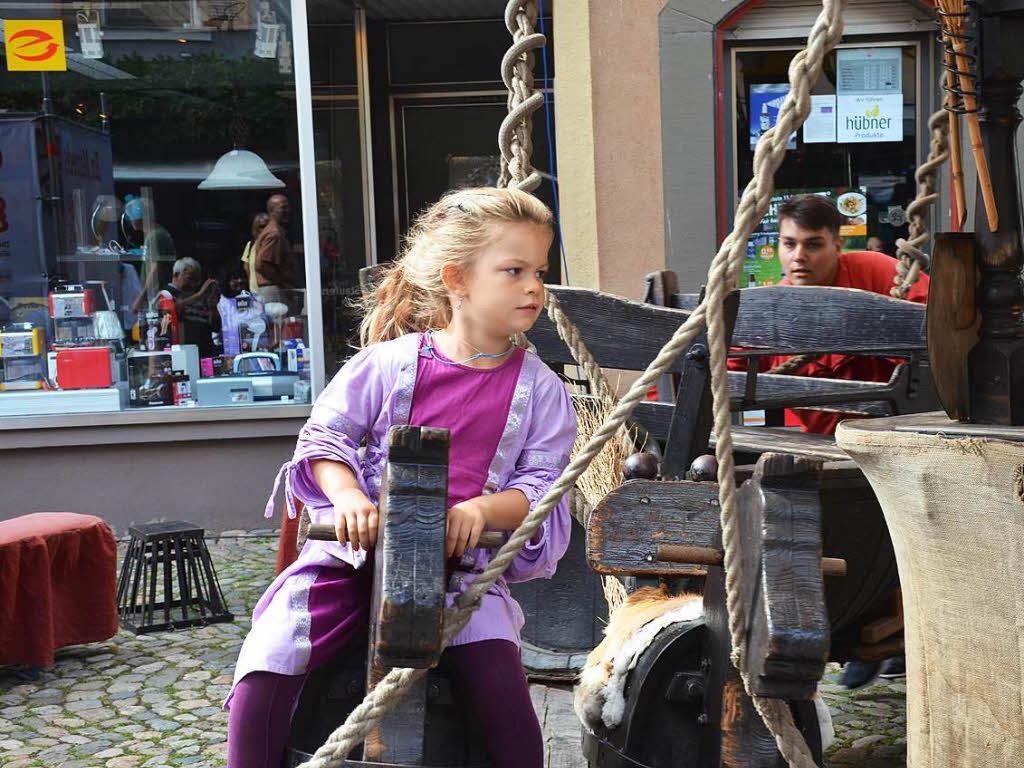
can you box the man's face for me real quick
[180,267,200,291]
[777,218,841,286]
[269,196,291,227]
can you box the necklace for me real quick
[424,330,515,366]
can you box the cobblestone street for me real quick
[1,535,907,767]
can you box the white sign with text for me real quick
[836,93,903,143]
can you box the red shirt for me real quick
[729,251,929,435]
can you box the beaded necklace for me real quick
[423,330,515,367]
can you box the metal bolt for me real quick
[640,497,650,505]
[644,553,655,563]
[697,713,709,726]
[427,682,441,700]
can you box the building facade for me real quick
[0,0,966,531]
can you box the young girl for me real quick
[227,187,578,768]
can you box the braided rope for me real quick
[299,2,846,766]
[892,108,950,299]
[767,353,818,376]
[498,1,544,192]
[705,2,846,764]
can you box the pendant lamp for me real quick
[198,148,285,190]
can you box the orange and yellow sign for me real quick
[4,19,67,71]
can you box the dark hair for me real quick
[778,194,841,236]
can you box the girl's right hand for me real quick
[332,488,379,551]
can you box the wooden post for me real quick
[364,425,449,764]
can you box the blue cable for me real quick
[536,1,584,383]
[536,0,569,286]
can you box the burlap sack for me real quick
[837,416,1024,768]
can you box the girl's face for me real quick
[458,221,551,339]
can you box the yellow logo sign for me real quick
[865,104,880,117]
[4,19,67,71]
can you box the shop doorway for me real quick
[307,4,559,377]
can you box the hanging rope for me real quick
[892,108,950,298]
[498,0,617,402]
[706,1,846,762]
[498,1,544,192]
[299,2,846,766]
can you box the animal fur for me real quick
[574,585,835,751]
[575,585,703,730]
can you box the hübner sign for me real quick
[836,93,903,143]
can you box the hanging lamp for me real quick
[199,81,285,191]
[198,149,285,190]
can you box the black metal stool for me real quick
[116,521,233,634]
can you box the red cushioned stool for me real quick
[0,513,118,668]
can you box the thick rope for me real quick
[300,2,845,766]
[705,1,847,764]
[767,353,818,376]
[892,108,950,298]
[498,0,544,192]
[499,1,617,403]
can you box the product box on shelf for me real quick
[126,345,199,407]
[49,285,95,319]
[195,377,254,406]
[55,347,119,390]
[0,324,44,358]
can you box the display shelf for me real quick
[57,249,176,263]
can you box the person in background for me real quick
[117,261,144,331]
[729,194,922,689]
[241,212,271,294]
[866,235,887,255]
[217,267,266,357]
[124,194,176,262]
[254,194,300,309]
[152,257,220,357]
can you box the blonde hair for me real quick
[359,186,553,346]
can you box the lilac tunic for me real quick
[230,332,577,693]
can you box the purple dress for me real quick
[229,332,577,698]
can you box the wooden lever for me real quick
[307,524,505,550]
[656,544,847,577]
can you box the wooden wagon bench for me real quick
[525,274,937,768]
[282,271,936,767]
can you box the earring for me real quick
[456,297,464,311]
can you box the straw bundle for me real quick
[571,391,645,614]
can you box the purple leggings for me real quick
[227,639,542,768]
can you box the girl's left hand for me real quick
[446,501,486,559]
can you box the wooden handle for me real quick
[950,37,999,232]
[944,54,967,229]
[656,544,847,577]
[306,523,505,550]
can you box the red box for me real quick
[56,347,113,389]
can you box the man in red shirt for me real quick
[737,193,929,435]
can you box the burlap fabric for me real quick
[836,414,1024,767]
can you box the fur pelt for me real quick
[573,584,835,752]
[575,586,703,730]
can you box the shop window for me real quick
[732,43,920,286]
[0,1,314,416]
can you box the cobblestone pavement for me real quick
[1,535,907,767]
